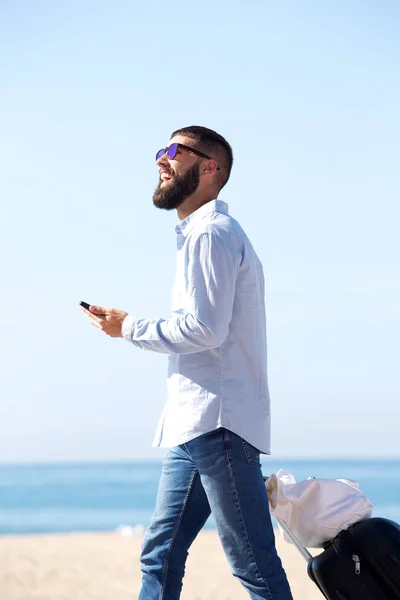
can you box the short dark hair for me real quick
[171,125,233,191]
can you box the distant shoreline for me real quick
[1,458,399,538]
[1,455,400,468]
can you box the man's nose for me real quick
[156,151,169,167]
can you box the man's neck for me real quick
[177,195,217,221]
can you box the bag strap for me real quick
[275,518,313,562]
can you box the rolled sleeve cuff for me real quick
[122,314,136,341]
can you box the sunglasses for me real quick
[156,143,219,169]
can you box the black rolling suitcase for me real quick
[278,517,400,599]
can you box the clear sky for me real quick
[1,0,399,463]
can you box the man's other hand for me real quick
[81,305,128,338]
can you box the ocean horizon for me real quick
[1,458,399,536]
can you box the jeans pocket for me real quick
[240,438,261,465]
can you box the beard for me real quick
[153,162,200,210]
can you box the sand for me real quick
[0,530,324,600]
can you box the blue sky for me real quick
[1,0,399,462]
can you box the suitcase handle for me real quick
[275,518,313,563]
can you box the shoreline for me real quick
[2,455,400,467]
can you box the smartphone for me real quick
[80,301,91,310]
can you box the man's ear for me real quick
[202,160,218,174]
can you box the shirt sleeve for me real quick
[122,232,240,354]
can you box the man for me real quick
[81,125,293,600]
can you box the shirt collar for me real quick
[175,200,229,237]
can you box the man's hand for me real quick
[81,305,128,338]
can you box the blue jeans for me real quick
[139,428,293,600]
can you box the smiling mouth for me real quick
[160,170,174,182]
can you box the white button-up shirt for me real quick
[122,200,271,453]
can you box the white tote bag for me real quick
[265,469,373,548]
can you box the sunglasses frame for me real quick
[156,143,220,169]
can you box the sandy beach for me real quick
[0,529,324,600]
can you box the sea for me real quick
[0,458,399,536]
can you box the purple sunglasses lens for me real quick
[156,148,166,161]
[168,143,179,159]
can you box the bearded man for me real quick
[81,125,293,600]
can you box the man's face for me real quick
[153,135,202,210]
